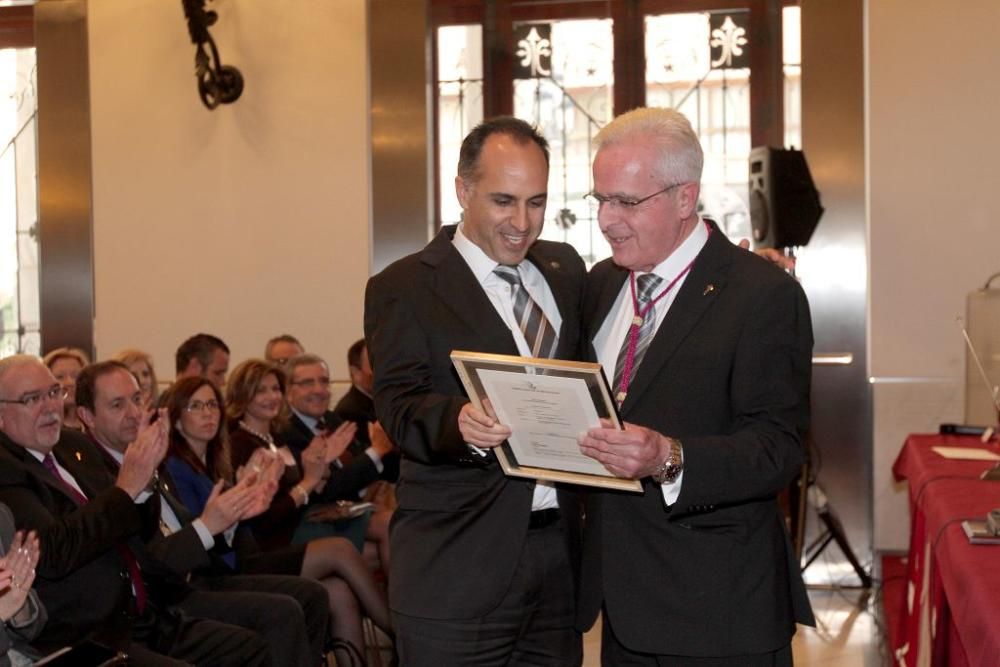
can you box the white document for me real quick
[931,446,1000,461]
[477,369,612,477]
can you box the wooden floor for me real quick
[583,588,886,666]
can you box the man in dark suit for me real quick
[364,116,586,665]
[332,340,375,441]
[0,354,270,665]
[576,108,814,665]
[278,353,396,499]
[74,360,330,667]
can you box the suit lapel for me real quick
[619,226,732,414]
[425,226,520,356]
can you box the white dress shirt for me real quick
[453,223,560,511]
[593,219,710,505]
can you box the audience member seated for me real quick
[175,334,230,390]
[264,335,304,368]
[41,348,89,432]
[0,503,44,666]
[332,339,376,438]
[162,375,393,664]
[75,361,330,667]
[280,354,396,499]
[0,355,271,665]
[112,348,160,408]
[283,353,396,573]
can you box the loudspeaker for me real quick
[749,147,823,249]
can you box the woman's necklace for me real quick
[238,420,275,446]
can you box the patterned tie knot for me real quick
[493,265,522,288]
[636,273,663,304]
[41,453,59,476]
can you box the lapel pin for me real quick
[702,284,715,296]
[75,451,82,461]
[550,261,561,270]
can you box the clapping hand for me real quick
[117,408,168,498]
[0,530,40,622]
[321,421,357,463]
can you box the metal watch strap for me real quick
[653,438,683,484]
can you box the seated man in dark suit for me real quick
[75,360,329,667]
[278,353,397,499]
[332,339,375,438]
[333,339,399,484]
[0,354,271,666]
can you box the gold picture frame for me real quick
[450,350,642,493]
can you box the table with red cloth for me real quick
[892,433,1000,666]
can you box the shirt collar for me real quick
[453,223,519,284]
[644,217,710,283]
[293,408,320,433]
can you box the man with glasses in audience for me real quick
[0,354,271,665]
[364,116,585,666]
[278,354,396,500]
[74,360,330,667]
[263,335,304,368]
[575,107,814,665]
[175,333,230,389]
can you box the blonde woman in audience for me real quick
[112,348,160,408]
[41,347,89,431]
[162,376,392,664]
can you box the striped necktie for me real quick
[493,265,559,358]
[612,273,664,405]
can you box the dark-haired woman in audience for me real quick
[112,348,159,408]
[162,376,391,663]
[42,347,89,431]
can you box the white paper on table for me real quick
[931,446,1000,461]
[477,368,612,477]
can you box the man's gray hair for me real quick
[0,355,43,396]
[594,107,704,185]
[283,353,329,379]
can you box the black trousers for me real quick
[178,576,325,667]
[193,573,330,666]
[601,613,793,667]
[393,521,582,667]
[128,613,271,666]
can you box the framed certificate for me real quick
[450,350,642,492]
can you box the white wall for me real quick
[868,0,1000,550]
[87,0,370,380]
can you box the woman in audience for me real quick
[42,347,89,431]
[112,348,159,407]
[161,377,392,664]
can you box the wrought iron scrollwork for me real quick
[181,0,243,110]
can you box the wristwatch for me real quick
[652,438,684,484]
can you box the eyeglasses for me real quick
[584,183,684,210]
[0,384,68,409]
[289,378,332,389]
[185,399,221,413]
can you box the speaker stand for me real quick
[800,481,872,589]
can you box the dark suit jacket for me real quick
[576,223,815,656]
[277,412,382,500]
[0,430,188,651]
[332,388,402,482]
[333,386,376,433]
[364,224,586,619]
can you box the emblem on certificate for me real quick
[450,350,642,492]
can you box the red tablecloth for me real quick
[892,434,1000,666]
